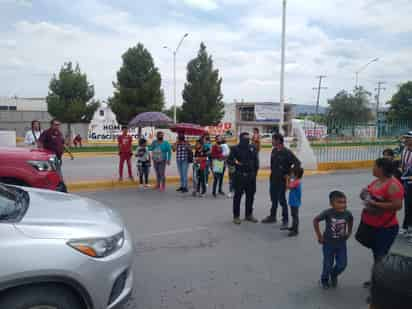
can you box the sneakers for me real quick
[288,231,298,237]
[244,216,258,223]
[330,274,338,288]
[320,280,330,290]
[227,192,233,198]
[181,188,189,193]
[176,187,183,192]
[261,216,277,224]
[233,218,242,225]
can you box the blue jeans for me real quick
[371,225,398,261]
[177,160,189,189]
[321,243,348,282]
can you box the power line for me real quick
[313,75,328,115]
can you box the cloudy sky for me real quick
[0,0,411,108]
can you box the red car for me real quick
[0,147,67,192]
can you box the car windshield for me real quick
[0,184,28,221]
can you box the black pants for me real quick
[290,207,299,233]
[403,189,412,229]
[270,179,288,223]
[213,173,224,195]
[233,173,256,218]
[138,163,150,185]
[197,169,206,194]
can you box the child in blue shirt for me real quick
[285,166,304,237]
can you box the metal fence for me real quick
[300,120,411,163]
[314,144,394,163]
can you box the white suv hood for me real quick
[15,188,124,240]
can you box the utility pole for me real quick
[375,81,386,117]
[279,0,287,134]
[313,75,327,116]
[375,81,386,138]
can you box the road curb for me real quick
[318,160,374,171]
[67,169,333,193]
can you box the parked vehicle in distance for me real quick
[0,184,134,309]
[0,147,67,192]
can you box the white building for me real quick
[0,97,47,111]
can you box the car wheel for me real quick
[0,285,83,309]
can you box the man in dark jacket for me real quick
[262,133,301,228]
[228,132,259,225]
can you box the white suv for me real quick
[0,184,134,309]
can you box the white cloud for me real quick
[182,0,218,11]
[0,0,411,107]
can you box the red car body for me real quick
[0,147,66,191]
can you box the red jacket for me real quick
[211,144,224,160]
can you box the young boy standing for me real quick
[117,126,133,181]
[136,138,151,188]
[313,191,353,289]
[285,167,304,237]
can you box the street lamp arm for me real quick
[175,33,189,53]
[356,58,379,74]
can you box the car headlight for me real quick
[27,160,54,172]
[67,231,125,258]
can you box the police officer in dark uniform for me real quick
[228,132,259,225]
[262,133,300,228]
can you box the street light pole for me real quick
[279,0,287,134]
[164,33,189,124]
[173,51,177,123]
[355,57,379,89]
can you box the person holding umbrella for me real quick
[150,131,172,192]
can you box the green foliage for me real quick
[180,43,224,125]
[47,62,97,124]
[163,106,182,121]
[326,87,373,124]
[387,81,412,120]
[109,43,164,125]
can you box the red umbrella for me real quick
[170,123,207,136]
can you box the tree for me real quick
[326,87,373,124]
[387,81,412,120]
[47,62,98,136]
[109,43,164,125]
[180,43,224,125]
[163,106,182,121]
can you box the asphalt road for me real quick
[62,146,388,182]
[79,170,390,309]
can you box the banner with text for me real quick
[254,103,281,122]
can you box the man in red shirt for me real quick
[38,119,73,174]
[118,126,133,181]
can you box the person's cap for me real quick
[402,131,412,138]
